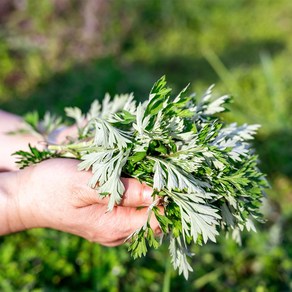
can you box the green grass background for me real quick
[0,0,291,291]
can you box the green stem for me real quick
[162,256,172,292]
[48,142,91,151]
[48,143,110,158]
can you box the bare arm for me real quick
[0,110,42,171]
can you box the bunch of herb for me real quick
[14,77,268,279]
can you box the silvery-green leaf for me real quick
[231,228,242,245]
[171,191,220,244]
[153,161,166,190]
[245,217,257,232]
[79,150,129,211]
[123,93,137,114]
[100,93,136,118]
[93,119,131,149]
[65,107,84,127]
[87,100,102,120]
[204,94,229,115]
[169,235,193,280]
[133,103,150,135]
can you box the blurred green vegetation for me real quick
[0,0,292,291]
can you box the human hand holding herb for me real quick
[0,158,161,245]
[9,76,268,279]
[0,110,161,245]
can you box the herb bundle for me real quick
[15,77,267,279]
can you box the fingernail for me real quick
[155,226,163,236]
[143,185,154,204]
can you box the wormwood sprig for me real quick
[14,76,268,279]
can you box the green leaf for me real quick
[146,227,160,249]
[13,144,57,169]
[128,151,147,163]
[23,111,39,129]
[153,206,173,233]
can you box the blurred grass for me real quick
[0,0,292,291]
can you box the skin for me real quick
[0,110,161,246]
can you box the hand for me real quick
[2,158,161,246]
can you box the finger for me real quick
[74,176,154,208]
[120,178,154,207]
[77,204,163,246]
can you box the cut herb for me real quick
[13,76,268,279]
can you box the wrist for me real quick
[0,167,44,236]
[0,171,26,235]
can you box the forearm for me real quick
[0,171,26,235]
[0,110,41,171]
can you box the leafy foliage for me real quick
[13,144,58,169]
[15,77,267,279]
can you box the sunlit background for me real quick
[0,0,291,291]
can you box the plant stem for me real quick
[162,256,172,292]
